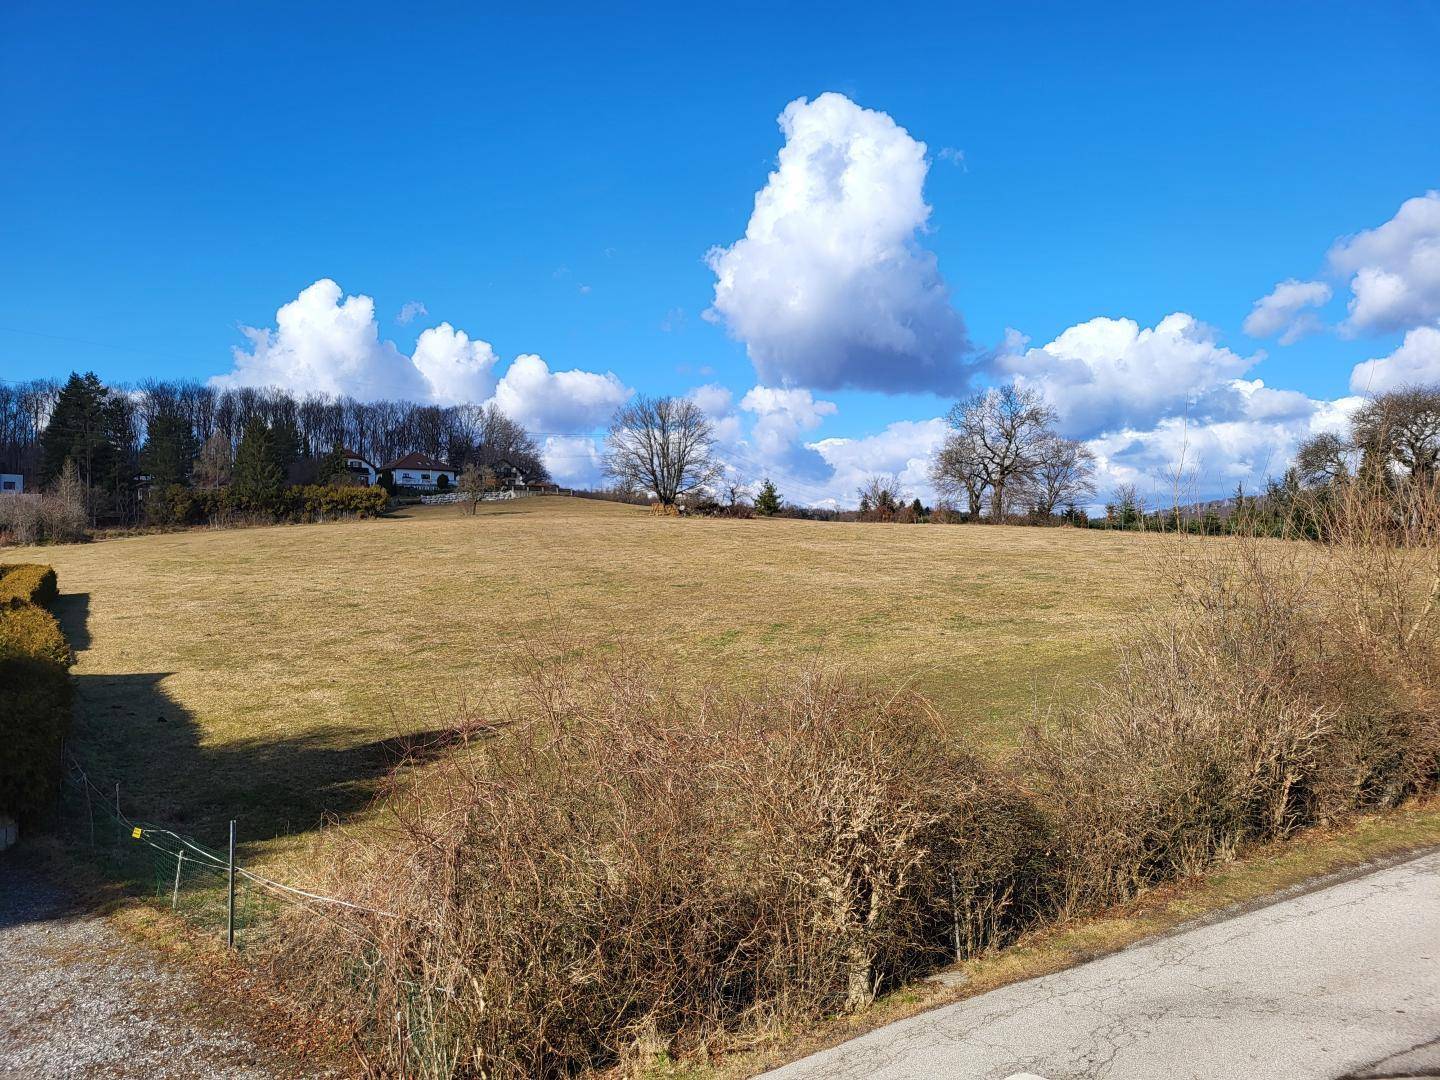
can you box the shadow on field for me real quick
[51,591,90,652]
[66,671,471,856]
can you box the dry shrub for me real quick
[275,666,1048,1078]
[1027,473,1440,914]
[0,492,87,546]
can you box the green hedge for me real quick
[0,563,72,826]
[148,483,389,526]
[0,563,60,608]
[0,603,72,667]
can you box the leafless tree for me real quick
[603,395,721,507]
[944,383,1057,522]
[857,474,905,521]
[1350,386,1440,481]
[931,429,986,519]
[1294,431,1354,488]
[457,463,497,515]
[1013,434,1097,518]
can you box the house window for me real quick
[421,473,431,481]
[2,481,14,491]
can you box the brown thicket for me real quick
[277,474,1440,1077]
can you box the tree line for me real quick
[1,373,548,524]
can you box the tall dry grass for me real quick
[274,475,1440,1077]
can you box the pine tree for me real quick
[315,444,347,486]
[755,478,781,516]
[141,408,198,488]
[39,372,114,503]
[232,417,283,510]
[270,415,303,481]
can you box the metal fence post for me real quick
[227,820,237,948]
[171,850,184,911]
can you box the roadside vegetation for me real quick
[260,465,1440,1078]
[9,380,1438,1076]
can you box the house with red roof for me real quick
[379,452,457,490]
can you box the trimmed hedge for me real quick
[0,564,73,826]
[148,483,389,527]
[0,603,72,667]
[0,564,60,608]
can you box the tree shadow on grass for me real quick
[68,672,479,851]
[51,590,90,652]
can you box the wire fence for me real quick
[57,754,394,950]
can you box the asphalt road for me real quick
[765,850,1440,1080]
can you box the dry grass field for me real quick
[11,496,1162,863]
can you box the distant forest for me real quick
[0,375,549,522]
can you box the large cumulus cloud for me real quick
[996,313,1259,438]
[1328,190,1440,335]
[705,93,970,394]
[1349,325,1440,394]
[212,279,630,486]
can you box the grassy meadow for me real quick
[13,496,1160,864]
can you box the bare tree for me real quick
[1294,431,1354,488]
[457,462,497,515]
[857,474,905,521]
[945,383,1057,522]
[931,429,987,519]
[1013,434,1097,518]
[1350,386,1440,481]
[604,396,721,508]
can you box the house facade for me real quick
[380,452,457,490]
[0,473,22,493]
[339,448,377,486]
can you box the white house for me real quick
[380,452,457,490]
[0,473,22,493]
[339,448,377,486]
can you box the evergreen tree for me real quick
[315,444,347,485]
[232,417,283,509]
[39,372,114,498]
[755,478,781,516]
[270,414,303,480]
[140,407,198,488]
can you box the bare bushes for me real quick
[276,668,1048,1078]
[1026,474,1440,914]
[0,492,87,545]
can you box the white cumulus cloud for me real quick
[1329,190,1440,334]
[1084,385,1363,506]
[705,92,970,394]
[213,280,629,448]
[1242,279,1332,344]
[396,300,429,325]
[808,418,948,504]
[997,313,1259,438]
[215,279,429,401]
[740,386,838,460]
[1349,324,1440,393]
[490,353,630,432]
[410,323,501,404]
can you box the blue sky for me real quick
[3,2,1439,504]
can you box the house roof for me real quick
[380,452,454,472]
[338,447,371,465]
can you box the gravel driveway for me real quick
[0,850,291,1079]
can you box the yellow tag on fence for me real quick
[131,827,142,839]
